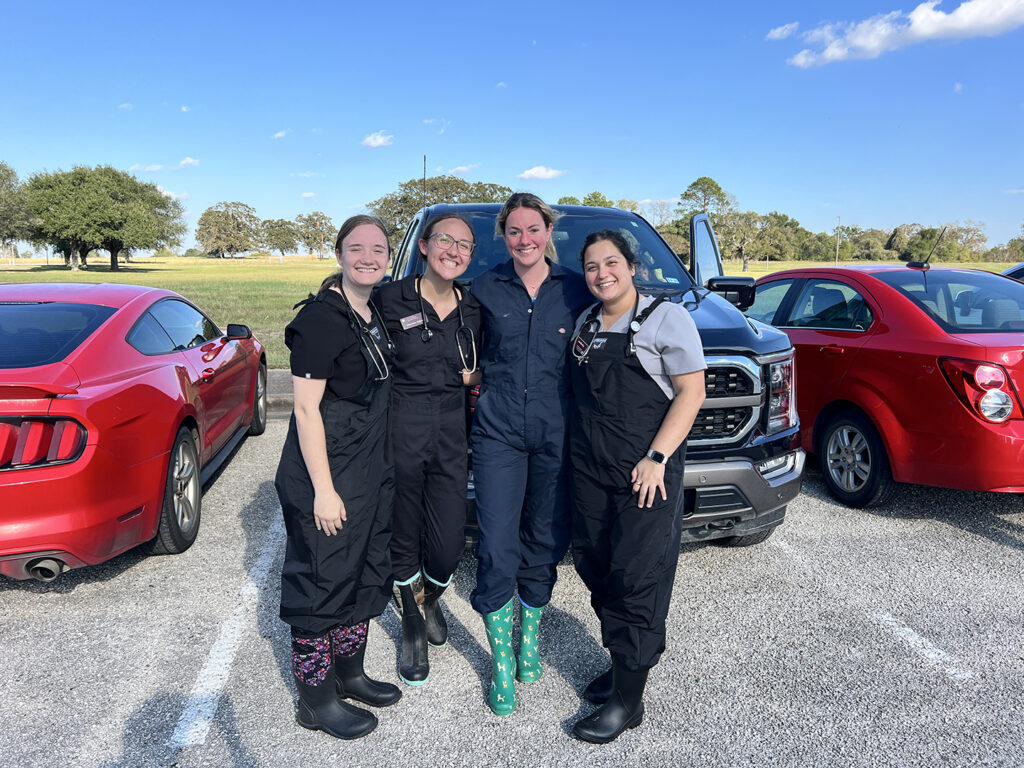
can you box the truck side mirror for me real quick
[707,276,756,311]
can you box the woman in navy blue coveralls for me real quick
[470,193,591,716]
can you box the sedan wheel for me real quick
[152,426,202,554]
[247,362,268,436]
[820,410,896,508]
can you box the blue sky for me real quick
[1,0,1021,248]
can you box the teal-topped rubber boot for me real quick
[482,598,517,716]
[516,603,545,683]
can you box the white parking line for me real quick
[169,513,285,750]
[871,612,974,681]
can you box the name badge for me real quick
[400,313,424,330]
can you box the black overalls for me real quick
[375,275,481,586]
[276,291,395,636]
[569,300,686,672]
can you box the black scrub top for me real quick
[375,275,482,404]
[285,289,385,399]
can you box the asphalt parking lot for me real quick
[1,415,1022,768]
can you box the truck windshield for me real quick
[871,269,1024,333]
[409,209,695,291]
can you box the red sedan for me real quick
[746,264,1024,506]
[0,283,267,581]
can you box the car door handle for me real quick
[201,368,216,382]
[819,345,845,355]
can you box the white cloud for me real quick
[1006,187,1024,195]
[767,22,799,40]
[118,103,133,110]
[517,166,566,180]
[301,192,316,198]
[181,105,190,112]
[423,118,437,124]
[294,171,318,178]
[787,0,1024,67]
[362,130,394,148]
[954,81,964,92]
[178,157,199,168]
[157,185,189,201]
[496,81,507,88]
[273,129,289,139]
[449,164,479,176]
[129,163,163,172]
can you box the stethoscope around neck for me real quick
[571,291,665,365]
[314,287,396,381]
[416,275,478,374]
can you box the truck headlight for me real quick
[767,356,796,434]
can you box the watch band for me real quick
[646,449,669,465]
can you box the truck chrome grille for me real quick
[691,358,762,446]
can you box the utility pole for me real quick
[422,155,427,209]
[834,216,841,266]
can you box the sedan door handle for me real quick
[819,345,845,355]
[201,368,216,382]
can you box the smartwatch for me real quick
[645,449,669,465]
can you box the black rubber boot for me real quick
[395,579,429,685]
[583,666,613,704]
[334,630,402,708]
[572,661,649,744]
[292,635,377,740]
[422,580,449,648]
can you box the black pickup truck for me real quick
[390,204,804,546]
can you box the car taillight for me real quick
[939,358,1022,423]
[0,418,87,471]
[766,354,797,434]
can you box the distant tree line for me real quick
[0,161,184,270]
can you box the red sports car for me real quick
[746,264,1024,506]
[0,283,267,581]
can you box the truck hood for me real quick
[660,287,792,357]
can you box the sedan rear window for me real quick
[872,269,1024,333]
[0,302,117,368]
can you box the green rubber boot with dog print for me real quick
[516,603,544,683]
[482,598,517,716]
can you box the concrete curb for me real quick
[267,369,293,414]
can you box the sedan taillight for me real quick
[939,358,1023,423]
[0,418,87,470]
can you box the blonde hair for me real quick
[496,192,560,262]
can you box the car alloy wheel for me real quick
[152,426,203,555]
[820,410,896,508]
[248,363,268,436]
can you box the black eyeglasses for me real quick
[428,232,475,256]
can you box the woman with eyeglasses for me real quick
[374,213,482,687]
[275,215,401,741]
[567,230,705,744]
[469,192,592,716]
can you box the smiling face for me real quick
[503,206,552,271]
[419,218,474,282]
[336,223,389,289]
[582,238,636,306]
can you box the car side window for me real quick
[149,299,221,351]
[127,311,177,355]
[745,280,795,325]
[786,280,873,331]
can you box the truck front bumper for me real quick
[680,449,805,543]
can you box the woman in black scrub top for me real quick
[374,213,481,686]
[275,215,401,740]
[568,230,706,744]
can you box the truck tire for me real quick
[819,410,896,508]
[715,524,778,548]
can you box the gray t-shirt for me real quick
[572,294,706,400]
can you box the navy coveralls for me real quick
[469,258,591,613]
[375,275,482,586]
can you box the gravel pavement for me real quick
[1,415,1022,767]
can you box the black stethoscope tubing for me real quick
[572,290,644,365]
[416,276,478,374]
[339,288,396,381]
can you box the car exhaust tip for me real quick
[27,558,66,582]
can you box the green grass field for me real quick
[2,254,1011,367]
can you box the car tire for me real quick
[714,524,778,548]
[151,426,202,555]
[247,362,267,436]
[819,410,896,508]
